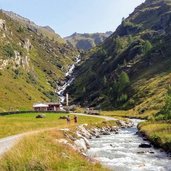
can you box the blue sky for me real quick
[0,0,145,37]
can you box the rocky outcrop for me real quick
[0,19,7,31]
[22,38,32,52]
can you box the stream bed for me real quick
[87,119,171,171]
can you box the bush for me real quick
[3,44,15,58]
[143,40,153,55]
[156,88,171,120]
[17,26,25,33]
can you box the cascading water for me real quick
[56,55,81,105]
[87,119,171,171]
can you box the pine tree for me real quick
[117,71,130,93]
[143,40,153,54]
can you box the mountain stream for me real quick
[87,119,171,171]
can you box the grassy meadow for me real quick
[0,113,104,138]
[100,110,154,119]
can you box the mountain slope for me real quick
[68,0,171,113]
[65,32,112,51]
[0,11,78,112]
[2,10,65,44]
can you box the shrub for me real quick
[17,26,25,33]
[3,44,15,58]
[143,40,153,55]
[156,88,171,120]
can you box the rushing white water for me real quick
[87,119,171,171]
[57,56,81,104]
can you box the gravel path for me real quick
[0,113,115,156]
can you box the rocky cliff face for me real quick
[65,32,112,51]
[0,11,78,111]
[68,0,171,113]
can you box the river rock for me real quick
[74,138,88,152]
[102,132,110,135]
[137,151,145,154]
[139,143,152,148]
[149,151,155,154]
[116,120,127,128]
[110,126,118,132]
[78,125,92,139]
[82,137,90,149]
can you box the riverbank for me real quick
[0,129,108,171]
[59,119,133,155]
[0,116,131,170]
[138,120,171,153]
[101,110,171,153]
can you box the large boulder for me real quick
[139,143,152,148]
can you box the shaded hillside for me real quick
[68,0,171,113]
[0,11,78,112]
[65,32,112,51]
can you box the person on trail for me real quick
[74,115,78,124]
[66,115,70,124]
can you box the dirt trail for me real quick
[0,113,116,156]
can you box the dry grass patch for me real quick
[0,129,109,171]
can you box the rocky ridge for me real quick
[65,32,112,51]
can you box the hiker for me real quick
[74,115,78,123]
[66,115,70,124]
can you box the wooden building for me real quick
[33,103,60,112]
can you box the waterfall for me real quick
[56,55,81,105]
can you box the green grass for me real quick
[138,120,171,152]
[101,110,153,119]
[0,113,109,171]
[0,113,104,138]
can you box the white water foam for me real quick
[87,119,171,171]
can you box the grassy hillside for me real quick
[68,0,171,115]
[0,11,78,112]
[65,32,112,51]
